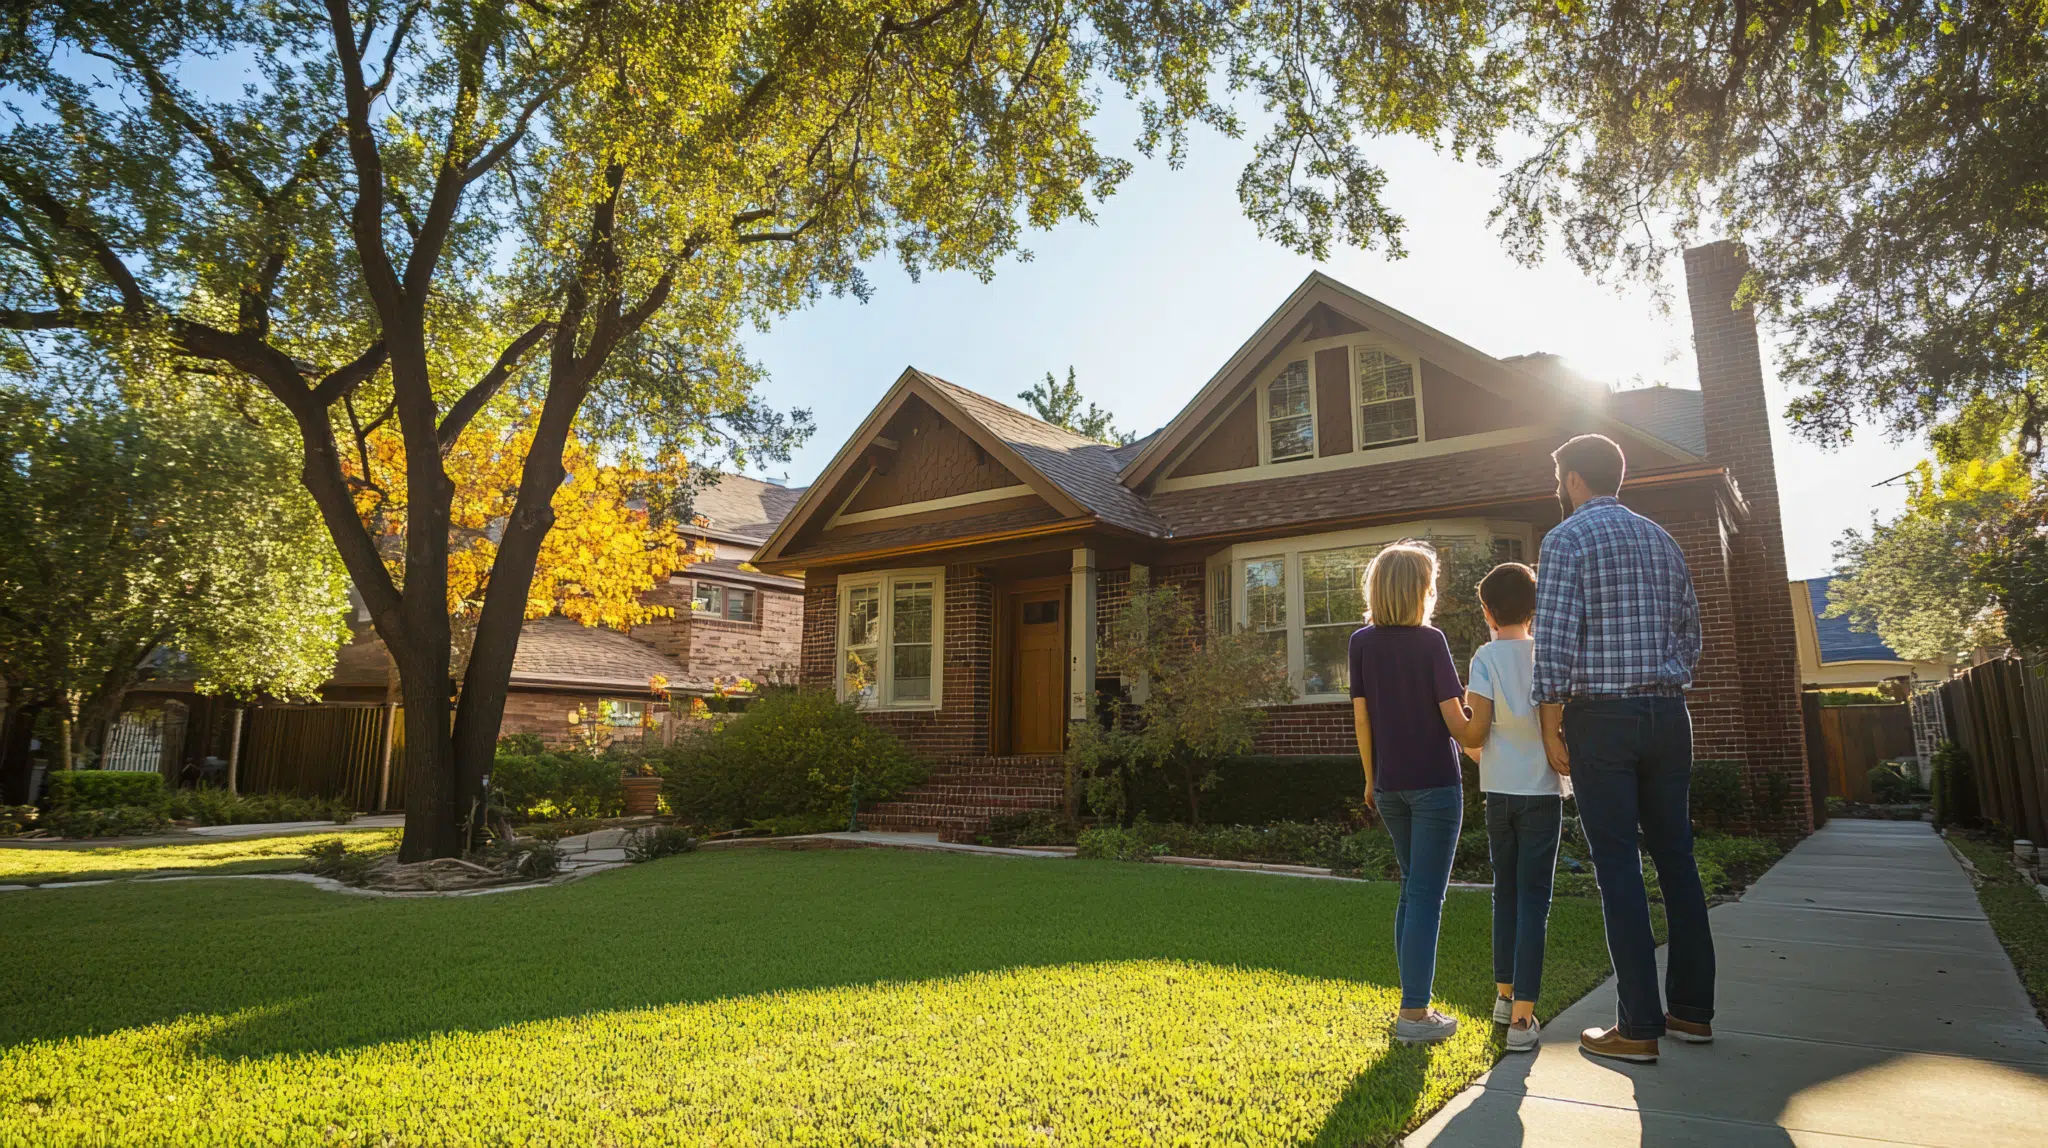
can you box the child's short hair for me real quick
[1477,562,1537,627]
[1366,542,1439,627]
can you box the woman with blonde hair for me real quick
[1349,541,1477,1044]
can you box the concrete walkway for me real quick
[1408,820,2048,1146]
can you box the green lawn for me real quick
[0,847,1618,1146]
[0,829,399,885]
[1949,832,2048,1022]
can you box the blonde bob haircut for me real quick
[1365,541,1439,628]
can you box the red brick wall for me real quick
[800,565,995,758]
[1686,241,1814,835]
[635,577,803,686]
[1252,701,1356,755]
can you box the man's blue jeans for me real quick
[1564,695,1716,1040]
[1377,783,1463,1010]
[1486,792,1563,1003]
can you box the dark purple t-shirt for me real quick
[1348,624,1465,792]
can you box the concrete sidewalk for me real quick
[1407,820,2048,1146]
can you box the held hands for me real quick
[1544,729,1571,777]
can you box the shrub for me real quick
[1452,828,1492,882]
[1076,825,1165,862]
[490,748,624,820]
[1331,830,1398,879]
[1690,759,1746,831]
[625,825,699,862]
[1931,740,1973,826]
[1693,832,1783,890]
[1126,755,1365,825]
[662,690,923,831]
[979,811,1080,847]
[44,770,165,812]
[748,811,848,837]
[164,788,355,825]
[0,805,37,837]
[1868,759,1920,804]
[45,805,169,839]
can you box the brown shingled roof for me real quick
[918,373,1167,537]
[510,617,705,694]
[1150,442,1564,539]
[781,502,1070,562]
[688,474,808,541]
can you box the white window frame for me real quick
[601,698,648,728]
[1350,340,1424,451]
[836,567,946,711]
[1260,355,1318,464]
[692,581,758,622]
[1211,519,1520,702]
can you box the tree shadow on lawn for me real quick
[1,847,1610,1068]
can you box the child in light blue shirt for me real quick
[1456,561,1564,1052]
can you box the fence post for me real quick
[377,699,397,812]
[226,706,245,796]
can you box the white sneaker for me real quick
[1395,1010,1459,1045]
[1492,996,1513,1024]
[1506,1016,1542,1053]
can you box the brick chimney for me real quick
[1684,241,1812,833]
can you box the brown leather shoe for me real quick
[1580,1025,1659,1063]
[1665,1014,1713,1044]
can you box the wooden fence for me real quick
[241,704,399,812]
[1806,703,1917,803]
[1937,655,2048,844]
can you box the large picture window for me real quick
[1355,346,1419,448]
[838,569,944,709]
[1265,359,1314,462]
[1300,545,1380,695]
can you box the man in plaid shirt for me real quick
[1533,433,1715,1064]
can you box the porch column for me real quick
[1069,548,1097,721]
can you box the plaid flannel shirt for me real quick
[1532,496,1703,704]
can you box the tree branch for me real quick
[437,320,554,453]
[323,0,404,315]
[311,339,390,407]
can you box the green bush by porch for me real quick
[42,770,164,811]
[0,848,1620,1145]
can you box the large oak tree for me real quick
[0,0,1518,857]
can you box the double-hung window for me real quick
[1264,359,1315,462]
[838,569,943,709]
[1243,558,1288,659]
[1355,346,1419,448]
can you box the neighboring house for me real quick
[752,243,1812,838]
[109,474,807,803]
[1790,575,1956,690]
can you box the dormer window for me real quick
[1265,359,1314,462]
[1355,346,1419,448]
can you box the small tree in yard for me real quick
[1073,580,1293,826]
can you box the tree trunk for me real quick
[395,660,460,861]
[1180,759,1202,826]
[0,701,41,805]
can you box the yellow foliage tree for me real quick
[350,410,699,658]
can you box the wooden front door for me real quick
[1011,589,1066,755]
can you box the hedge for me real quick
[1127,755,1363,825]
[44,770,165,811]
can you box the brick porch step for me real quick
[860,756,1069,843]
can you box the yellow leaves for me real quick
[343,408,697,633]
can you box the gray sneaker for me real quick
[1492,996,1513,1024]
[1506,1016,1542,1053]
[1394,1010,1459,1045]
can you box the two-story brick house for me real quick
[750,243,1810,841]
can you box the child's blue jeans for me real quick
[1485,791,1563,1003]
[1377,783,1463,1010]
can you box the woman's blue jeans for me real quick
[1377,783,1463,1010]
[1486,792,1563,1003]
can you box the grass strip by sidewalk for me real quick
[1947,832,2048,1023]
[0,829,398,886]
[0,846,1621,1146]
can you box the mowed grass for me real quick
[0,847,1618,1146]
[0,830,398,885]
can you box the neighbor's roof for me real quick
[1805,576,1906,665]
[688,474,808,542]
[510,617,708,694]
[1605,386,1707,457]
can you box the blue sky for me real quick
[743,121,1922,582]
